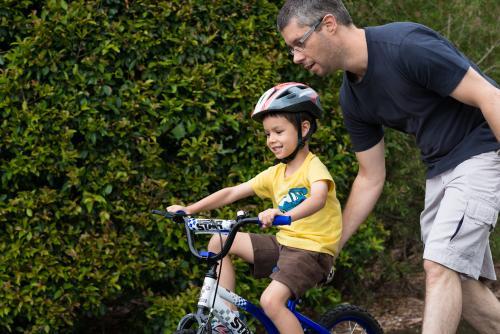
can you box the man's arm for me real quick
[339,138,386,250]
[450,66,500,141]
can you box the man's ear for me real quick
[322,14,337,34]
[301,120,311,137]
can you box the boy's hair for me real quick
[263,111,318,137]
[277,0,353,31]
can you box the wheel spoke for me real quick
[317,304,383,334]
[330,320,369,334]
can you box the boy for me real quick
[167,82,341,334]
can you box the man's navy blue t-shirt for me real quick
[340,22,499,178]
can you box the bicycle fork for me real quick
[197,274,252,334]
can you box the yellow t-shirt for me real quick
[249,152,342,256]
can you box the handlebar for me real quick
[151,210,291,262]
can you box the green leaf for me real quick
[171,123,186,140]
[102,85,112,96]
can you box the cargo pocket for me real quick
[448,199,498,258]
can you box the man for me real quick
[277,1,500,333]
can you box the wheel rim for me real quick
[330,319,371,333]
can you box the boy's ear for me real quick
[301,120,311,137]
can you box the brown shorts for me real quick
[249,233,333,299]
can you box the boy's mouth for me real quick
[271,146,283,154]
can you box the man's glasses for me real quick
[288,17,324,56]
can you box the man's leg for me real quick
[422,260,462,334]
[461,279,500,334]
[420,151,500,333]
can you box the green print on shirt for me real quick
[279,187,308,212]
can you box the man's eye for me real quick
[295,41,305,49]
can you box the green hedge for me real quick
[0,0,497,332]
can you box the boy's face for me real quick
[263,115,298,160]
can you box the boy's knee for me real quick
[208,234,227,252]
[260,292,281,318]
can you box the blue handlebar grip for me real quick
[272,215,292,225]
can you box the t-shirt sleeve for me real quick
[308,157,334,191]
[399,28,469,97]
[248,166,274,199]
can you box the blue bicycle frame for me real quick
[180,262,331,334]
[153,210,382,334]
[243,299,330,334]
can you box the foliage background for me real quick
[0,0,498,332]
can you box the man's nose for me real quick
[293,51,306,64]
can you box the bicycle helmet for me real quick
[251,82,323,163]
[251,82,323,121]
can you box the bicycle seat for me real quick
[317,265,335,287]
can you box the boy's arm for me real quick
[167,182,255,215]
[259,180,329,227]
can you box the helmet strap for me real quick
[274,114,307,164]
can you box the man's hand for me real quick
[258,208,282,228]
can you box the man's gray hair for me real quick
[277,0,353,31]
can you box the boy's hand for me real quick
[167,205,189,214]
[258,208,282,228]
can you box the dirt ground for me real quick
[368,264,500,333]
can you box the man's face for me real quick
[281,17,339,76]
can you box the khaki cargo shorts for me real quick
[420,150,500,280]
[248,233,333,298]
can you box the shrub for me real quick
[0,0,497,332]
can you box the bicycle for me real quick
[153,210,383,334]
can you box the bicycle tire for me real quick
[174,313,212,334]
[318,304,383,334]
[173,328,210,334]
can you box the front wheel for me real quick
[174,313,212,334]
[173,327,210,334]
[318,304,383,334]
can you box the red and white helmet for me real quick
[251,82,323,121]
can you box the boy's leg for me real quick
[261,246,332,333]
[208,232,254,292]
[206,233,255,333]
[260,280,303,334]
